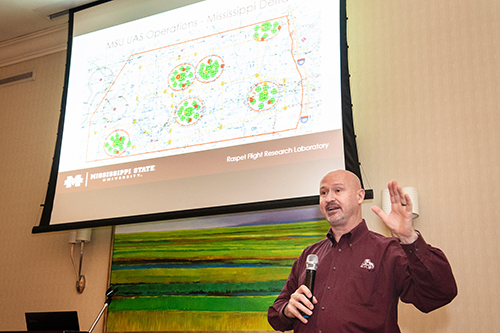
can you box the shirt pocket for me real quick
[343,266,384,307]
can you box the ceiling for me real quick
[0,0,97,43]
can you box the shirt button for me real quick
[322,306,325,310]
[349,244,352,247]
[319,331,322,333]
[338,248,342,252]
[327,286,331,290]
[333,267,336,270]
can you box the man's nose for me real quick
[325,192,337,202]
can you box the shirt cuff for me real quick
[400,231,425,257]
[280,302,295,324]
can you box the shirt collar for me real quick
[326,219,369,246]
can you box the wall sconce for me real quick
[381,187,419,219]
[69,229,92,293]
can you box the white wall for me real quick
[350,1,500,332]
[0,51,113,332]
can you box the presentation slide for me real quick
[48,0,344,225]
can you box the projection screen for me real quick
[33,0,362,233]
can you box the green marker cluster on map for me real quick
[198,58,220,81]
[170,64,195,90]
[104,131,132,156]
[248,81,280,111]
[253,21,282,41]
[176,98,203,126]
[196,55,224,83]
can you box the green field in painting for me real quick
[107,219,329,331]
[107,310,271,331]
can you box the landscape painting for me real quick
[106,206,329,331]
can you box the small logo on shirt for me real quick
[360,259,375,270]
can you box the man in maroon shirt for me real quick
[268,170,457,332]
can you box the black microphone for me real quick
[303,254,318,319]
[105,285,118,304]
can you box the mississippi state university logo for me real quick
[64,175,84,188]
[360,259,375,271]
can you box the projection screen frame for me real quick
[33,0,366,234]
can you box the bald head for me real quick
[319,169,365,234]
[320,170,363,192]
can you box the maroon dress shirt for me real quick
[267,220,457,333]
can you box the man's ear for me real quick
[357,188,365,204]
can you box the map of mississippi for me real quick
[83,16,312,163]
